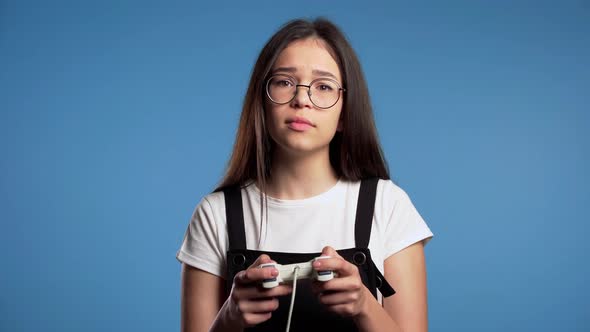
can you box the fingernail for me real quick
[313,261,321,268]
[271,268,279,276]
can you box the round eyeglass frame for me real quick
[265,74,346,109]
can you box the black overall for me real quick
[223,178,395,332]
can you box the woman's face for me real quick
[265,38,344,158]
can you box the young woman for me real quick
[177,18,434,332]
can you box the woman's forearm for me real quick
[208,299,243,332]
[353,288,403,332]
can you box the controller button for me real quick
[318,270,332,276]
[353,252,367,265]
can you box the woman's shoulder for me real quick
[195,181,258,212]
[340,177,410,200]
[376,178,411,200]
[372,178,417,217]
[190,189,226,218]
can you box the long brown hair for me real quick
[215,17,390,194]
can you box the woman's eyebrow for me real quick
[312,69,338,80]
[272,66,297,75]
[271,67,338,80]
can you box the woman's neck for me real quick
[264,148,339,200]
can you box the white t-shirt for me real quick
[177,178,434,281]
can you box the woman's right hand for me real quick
[224,254,293,328]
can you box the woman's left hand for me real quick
[311,246,370,318]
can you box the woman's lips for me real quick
[287,121,313,131]
[286,116,314,132]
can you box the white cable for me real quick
[285,266,300,332]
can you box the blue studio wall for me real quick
[1,1,588,331]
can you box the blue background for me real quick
[1,1,588,331]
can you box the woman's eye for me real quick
[317,84,334,91]
[273,80,293,87]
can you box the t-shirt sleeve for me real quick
[176,195,227,278]
[379,180,434,258]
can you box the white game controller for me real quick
[259,256,335,288]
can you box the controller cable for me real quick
[285,266,300,332]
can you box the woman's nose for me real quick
[290,85,313,108]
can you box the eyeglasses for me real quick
[265,74,346,109]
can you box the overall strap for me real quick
[354,177,379,248]
[353,177,396,297]
[223,185,247,250]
